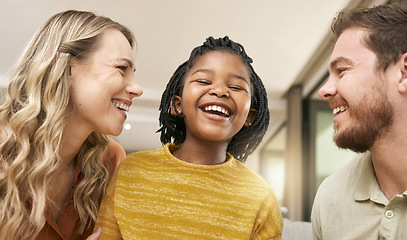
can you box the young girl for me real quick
[96,36,283,239]
[0,10,142,240]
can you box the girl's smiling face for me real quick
[173,50,256,145]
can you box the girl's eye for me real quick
[229,84,249,92]
[196,79,211,85]
[229,86,245,91]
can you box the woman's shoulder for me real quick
[100,138,126,179]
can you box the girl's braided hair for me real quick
[157,36,269,162]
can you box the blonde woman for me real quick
[0,10,142,240]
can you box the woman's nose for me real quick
[126,75,143,98]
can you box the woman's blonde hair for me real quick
[0,10,134,239]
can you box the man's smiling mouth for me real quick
[333,105,348,115]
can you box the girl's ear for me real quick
[170,96,182,116]
[244,108,258,127]
[398,52,407,93]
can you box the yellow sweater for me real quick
[96,143,283,240]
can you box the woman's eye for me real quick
[117,66,128,72]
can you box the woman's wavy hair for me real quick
[0,10,134,239]
[332,2,407,71]
[157,36,270,162]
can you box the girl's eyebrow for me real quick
[191,69,212,76]
[191,69,249,84]
[230,73,249,84]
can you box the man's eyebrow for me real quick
[329,57,353,70]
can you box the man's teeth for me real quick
[333,106,348,115]
[204,105,229,116]
[113,102,129,112]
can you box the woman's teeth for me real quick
[113,101,129,112]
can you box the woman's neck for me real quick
[59,126,89,167]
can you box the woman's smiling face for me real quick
[68,28,143,137]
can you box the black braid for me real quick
[157,36,270,162]
[158,62,187,145]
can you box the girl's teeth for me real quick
[204,105,229,116]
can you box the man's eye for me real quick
[335,68,347,77]
[337,68,347,74]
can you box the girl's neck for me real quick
[172,140,229,165]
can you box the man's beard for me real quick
[333,88,394,153]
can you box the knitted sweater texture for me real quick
[96,143,283,239]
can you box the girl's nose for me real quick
[209,85,229,97]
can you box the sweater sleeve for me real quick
[95,172,123,240]
[251,190,283,240]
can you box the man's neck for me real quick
[370,143,407,200]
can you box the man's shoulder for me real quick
[317,153,368,197]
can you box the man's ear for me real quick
[398,52,407,93]
[170,96,182,116]
[244,108,258,127]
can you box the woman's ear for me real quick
[397,52,407,93]
[244,108,258,127]
[69,57,79,78]
[170,96,182,116]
